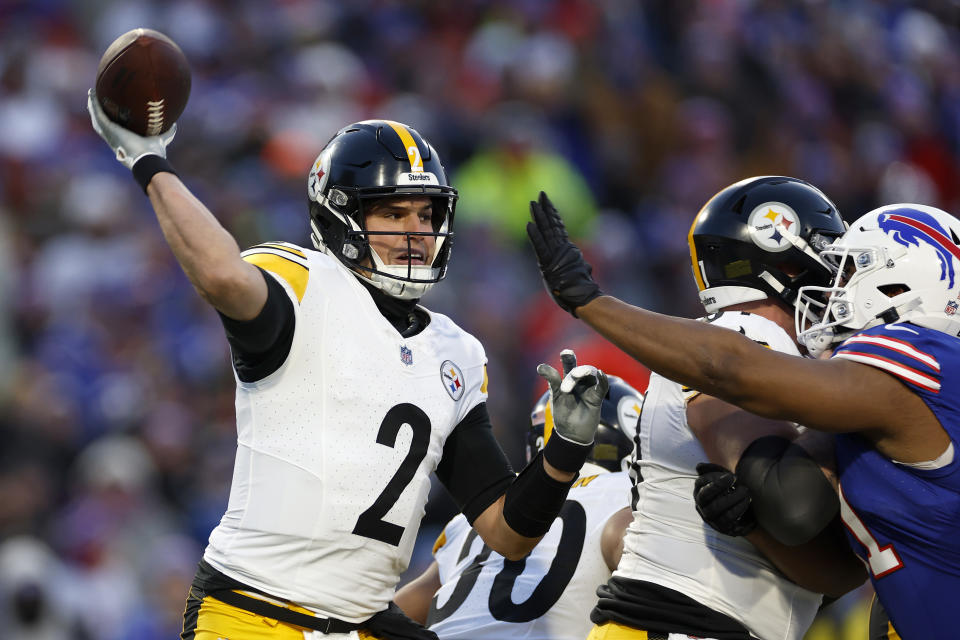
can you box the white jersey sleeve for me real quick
[204,246,488,623]
[427,469,632,640]
[617,311,821,640]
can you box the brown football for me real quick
[95,28,191,136]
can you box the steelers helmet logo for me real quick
[747,202,800,252]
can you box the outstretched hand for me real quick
[527,192,602,317]
[537,349,609,472]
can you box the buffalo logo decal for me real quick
[878,208,960,288]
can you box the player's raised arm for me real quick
[86,90,267,321]
[527,191,945,461]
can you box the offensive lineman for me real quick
[86,91,610,640]
[540,178,866,640]
[529,183,960,637]
[394,376,643,640]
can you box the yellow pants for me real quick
[182,588,381,640]
[587,622,652,639]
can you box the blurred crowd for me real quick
[1,0,958,638]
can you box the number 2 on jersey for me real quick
[353,404,431,546]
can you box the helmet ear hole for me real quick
[878,284,910,297]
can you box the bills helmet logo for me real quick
[878,208,960,288]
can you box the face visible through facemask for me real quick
[362,196,436,269]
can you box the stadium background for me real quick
[0,0,956,637]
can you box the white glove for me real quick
[537,349,609,446]
[87,89,177,169]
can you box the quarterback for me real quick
[394,376,643,640]
[87,91,611,640]
[529,186,960,639]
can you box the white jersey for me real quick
[203,243,488,623]
[616,312,822,640]
[428,466,631,640]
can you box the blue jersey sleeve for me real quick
[831,324,942,394]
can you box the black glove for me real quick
[693,462,757,537]
[526,191,602,317]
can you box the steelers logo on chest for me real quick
[747,202,800,252]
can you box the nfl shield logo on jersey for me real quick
[400,345,413,366]
[440,360,465,400]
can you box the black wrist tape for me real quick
[502,452,576,538]
[736,435,839,545]
[543,432,592,473]
[132,155,177,194]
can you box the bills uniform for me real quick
[204,242,489,623]
[831,323,960,639]
[603,312,822,640]
[427,466,631,640]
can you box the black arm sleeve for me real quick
[735,435,840,546]
[217,267,296,383]
[436,403,515,524]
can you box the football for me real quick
[95,28,191,137]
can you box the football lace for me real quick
[146,99,166,135]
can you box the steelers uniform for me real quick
[593,312,822,640]
[427,466,631,640]
[182,242,515,639]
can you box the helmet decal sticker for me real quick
[440,360,465,401]
[878,209,960,288]
[616,395,642,442]
[384,120,424,172]
[748,202,800,252]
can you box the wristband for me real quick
[502,452,576,538]
[132,155,177,194]
[543,431,593,473]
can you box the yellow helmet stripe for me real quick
[543,396,555,444]
[383,120,424,172]
[688,200,711,292]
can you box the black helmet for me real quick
[688,176,847,313]
[307,120,458,299]
[527,376,643,473]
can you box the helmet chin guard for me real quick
[307,120,458,300]
[797,204,960,356]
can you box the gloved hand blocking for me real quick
[87,89,177,170]
[693,462,757,537]
[526,191,602,317]
[537,349,609,472]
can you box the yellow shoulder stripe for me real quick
[243,253,308,303]
[254,243,305,258]
[432,530,447,555]
[480,365,488,394]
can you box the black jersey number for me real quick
[353,403,431,546]
[427,500,587,625]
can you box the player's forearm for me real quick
[577,296,785,415]
[746,519,866,598]
[147,172,266,318]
